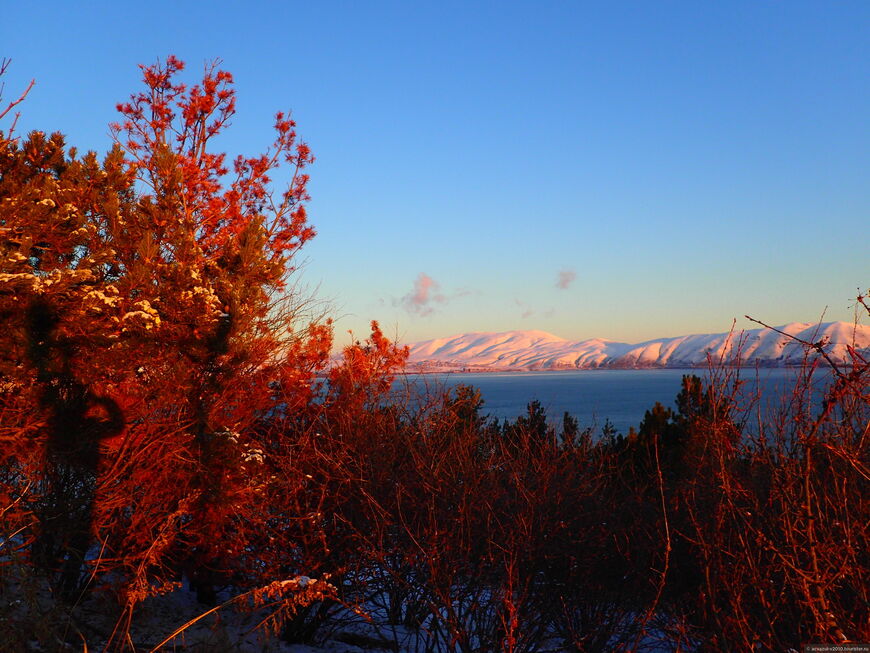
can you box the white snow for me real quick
[405,321,870,371]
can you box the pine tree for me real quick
[0,57,334,608]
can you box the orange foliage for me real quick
[3,57,865,652]
[0,56,343,618]
[327,321,410,414]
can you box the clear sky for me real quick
[3,1,868,346]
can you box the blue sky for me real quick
[4,1,867,345]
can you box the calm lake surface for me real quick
[397,368,816,435]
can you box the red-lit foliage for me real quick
[670,325,870,648]
[1,58,867,651]
[0,57,341,640]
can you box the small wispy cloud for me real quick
[515,298,534,319]
[556,268,576,290]
[397,273,446,316]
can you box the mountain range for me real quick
[406,321,869,371]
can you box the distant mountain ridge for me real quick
[406,322,870,371]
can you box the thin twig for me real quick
[744,315,845,381]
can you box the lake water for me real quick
[397,368,817,435]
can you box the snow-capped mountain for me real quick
[406,322,870,371]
